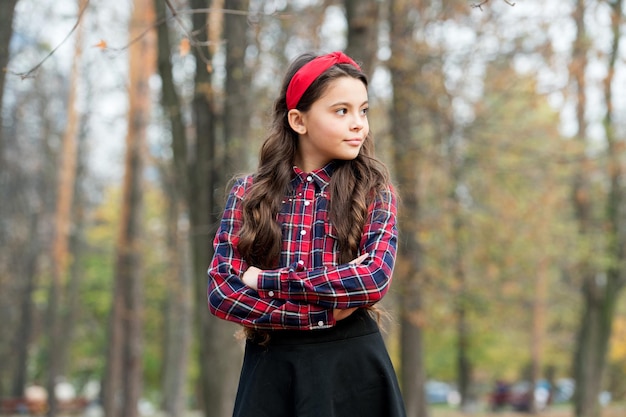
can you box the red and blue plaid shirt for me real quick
[207,162,398,331]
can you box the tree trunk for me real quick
[153,1,192,416]
[446,140,473,410]
[46,1,84,413]
[102,1,155,416]
[574,281,618,417]
[4,82,58,400]
[59,127,88,390]
[154,0,188,196]
[344,0,379,77]
[0,1,19,393]
[572,1,624,416]
[453,218,472,411]
[160,172,192,417]
[569,0,594,414]
[190,1,253,415]
[224,0,251,178]
[0,0,18,162]
[389,1,428,416]
[11,213,40,398]
[187,1,235,416]
[529,258,549,413]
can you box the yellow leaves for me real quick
[94,37,198,61]
[93,37,195,60]
[179,38,190,56]
[610,316,626,362]
[94,39,107,50]
[178,39,213,75]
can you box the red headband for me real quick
[286,51,362,110]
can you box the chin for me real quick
[336,149,362,161]
[335,154,359,162]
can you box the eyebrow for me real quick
[329,100,369,107]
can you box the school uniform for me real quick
[208,162,406,417]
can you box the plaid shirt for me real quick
[207,163,398,331]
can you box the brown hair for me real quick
[238,52,391,269]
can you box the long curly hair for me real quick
[238,52,391,269]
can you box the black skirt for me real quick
[232,309,407,417]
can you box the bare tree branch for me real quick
[471,0,490,9]
[10,0,90,79]
[471,0,515,11]
[10,1,289,78]
[104,5,290,64]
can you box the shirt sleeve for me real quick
[256,185,398,309]
[207,178,334,330]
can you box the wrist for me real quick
[242,266,261,290]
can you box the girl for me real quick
[207,51,406,417]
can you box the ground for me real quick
[0,403,624,416]
[430,403,625,417]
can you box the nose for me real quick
[351,111,364,131]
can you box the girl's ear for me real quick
[288,109,307,135]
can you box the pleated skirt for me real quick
[232,309,407,417]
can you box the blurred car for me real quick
[553,378,574,403]
[552,378,611,406]
[490,377,611,412]
[426,380,460,406]
[489,379,551,412]
[507,380,551,412]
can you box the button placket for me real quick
[296,179,315,266]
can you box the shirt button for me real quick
[304,200,310,206]
[317,321,324,327]
[268,291,274,297]
[300,230,306,236]
[298,260,305,265]
[306,175,313,182]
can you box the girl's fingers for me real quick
[349,253,368,264]
[333,307,358,321]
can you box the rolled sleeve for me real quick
[207,177,335,330]
[257,186,398,309]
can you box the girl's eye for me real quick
[336,108,348,115]
[361,107,369,116]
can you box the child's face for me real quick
[292,76,369,172]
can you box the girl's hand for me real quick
[333,307,358,321]
[349,253,368,265]
[242,266,261,290]
[333,253,368,320]
[244,255,368,318]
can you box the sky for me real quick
[6,0,626,182]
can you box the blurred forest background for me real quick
[0,0,625,417]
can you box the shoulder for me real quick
[369,183,398,219]
[374,183,397,206]
[380,183,397,200]
[228,174,255,200]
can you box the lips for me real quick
[344,138,363,146]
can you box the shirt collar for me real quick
[291,161,336,189]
